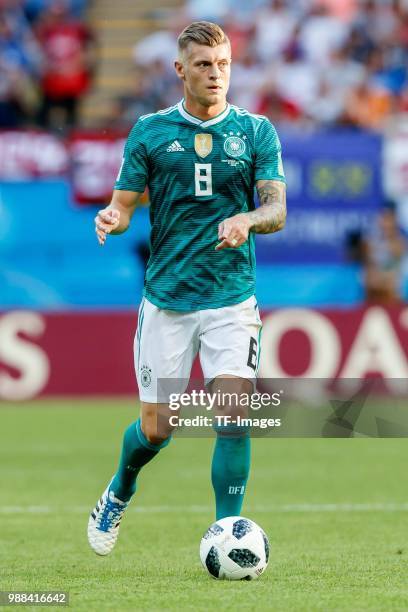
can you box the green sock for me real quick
[211,433,251,520]
[110,419,170,502]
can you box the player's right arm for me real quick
[94,190,142,246]
[95,118,149,246]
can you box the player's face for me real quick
[176,42,231,108]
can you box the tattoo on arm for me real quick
[248,180,287,234]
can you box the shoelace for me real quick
[98,496,127,532]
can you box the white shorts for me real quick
[134,295,262,403]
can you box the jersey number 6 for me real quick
[195,163,212,196]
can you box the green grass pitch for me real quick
[0,400,407,611]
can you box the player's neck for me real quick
[183,97,228,121]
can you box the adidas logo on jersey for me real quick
[166,140,185,152]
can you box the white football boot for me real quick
[87,482,129,555]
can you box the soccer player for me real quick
[88,21,286,555]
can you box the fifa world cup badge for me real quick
[194,134,213,158]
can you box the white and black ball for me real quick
[200,516,269,580]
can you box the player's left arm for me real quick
[215,180,286,250]
[250,179,286,233]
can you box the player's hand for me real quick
[95,209,120,246]
[215,213,251,251]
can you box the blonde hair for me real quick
[178,21,230,57]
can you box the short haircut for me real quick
[177,21,230,57]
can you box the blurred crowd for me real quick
[0,0,96,129]
[122,0,408,132]
[1,0,407,132]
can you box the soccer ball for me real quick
[199,516,269,580]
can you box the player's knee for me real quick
[144,429,170,446]
[141,404,175,446]
[141,420,171,446]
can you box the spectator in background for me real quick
[396,1,408,49]
[186,0,270,26]
[224,0,269,25]
[366,47,403,97]
[353,0,399,46]
[299,2,348,67]
[274,34,320,117]
[362,203,406,304]
[344,25,375,64]
[325,46,365,101]
[307,76,345,125]
[131,17,182,111]
[143,58,181,110]
[228,42,265,112]
[133,28,177,72]
[25,0,87,22]
[35,0,96,129]
[223,12,254,60]
[185,0,230,22]
[0,5,42,126]
[0,51,24,126]
[254,0,297,64]
[132,16,182,73]
[110,66,163,129]
[343,76,393,130]
[317,0,357,22]
[256,83,301,124]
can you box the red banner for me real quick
[68,131,126,203]
[0,306,407,401]
[0,131,68,178]
[0,129,127,203]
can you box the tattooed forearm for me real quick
[247,180,287,234]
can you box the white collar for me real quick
[177,99,231,127]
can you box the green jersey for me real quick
[115,99,285,311]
